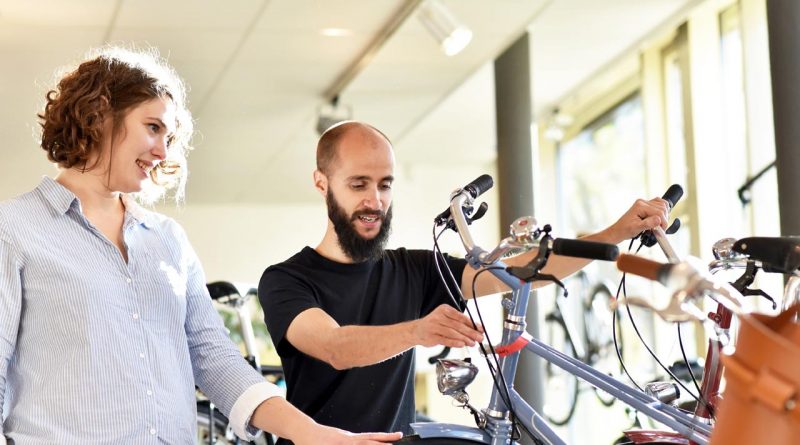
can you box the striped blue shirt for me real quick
[0,177,282,444]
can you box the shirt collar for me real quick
[37,176,78,215]
[37,176,154,229]
[121,194,155,229]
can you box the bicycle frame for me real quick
[410,186,712,445]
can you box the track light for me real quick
[316,95,352,135]
[417,0,473,56]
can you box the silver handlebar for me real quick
[448,190,539,266]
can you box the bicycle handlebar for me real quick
[445,176,619,275]
[662,184,684,208]
[617,254,747,320]
[553,238,619,261]
[463,174,494,199]
[617,253,669,282]
[652,184,684,262]
[733,237,800,274]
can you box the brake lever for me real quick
[506,231,554,282]
[435,202,488,232]
[741,288,777,310]
[467,202,488,225]
[639,218,681,247]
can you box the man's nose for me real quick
[362,188,383,210]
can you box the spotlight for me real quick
[316,96,352,135]
[417,0,473,56]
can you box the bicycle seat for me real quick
[733,236,800,273]
[206,281,241,301]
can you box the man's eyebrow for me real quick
[346,175,370,181]
[345,175,395,182]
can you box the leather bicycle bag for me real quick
[710,304,800,444]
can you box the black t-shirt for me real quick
[258,246,467,441]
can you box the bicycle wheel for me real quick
[196,401,275,445]
[583,283,623,407]
[196,401,234,445]
[541,312,579,426]
[394,437,485,443]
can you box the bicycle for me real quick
[541,270,623,425]
[196,281,284,445]
[396,175,713,444]
[614,235,800,444]
[611,237,772,444]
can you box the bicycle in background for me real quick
[542,270,622,425]
[196,282,284,445]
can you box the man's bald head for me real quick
[316,121,393,175]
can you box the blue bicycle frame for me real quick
[409,188,712,445]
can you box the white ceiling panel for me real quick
[0,0,115,26]
[1,0,704,205]
[112,0,265,29]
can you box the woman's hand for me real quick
[296,425,403,444]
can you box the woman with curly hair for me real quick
[0,47,401,445]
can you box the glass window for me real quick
[557,93,646,237]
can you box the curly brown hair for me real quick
[38,47,193,202]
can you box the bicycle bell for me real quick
[510,216,539,246]
[712,238,744,261]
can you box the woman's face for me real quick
[93,97,176,194]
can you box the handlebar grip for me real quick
[463,174,494,199]
[662,184,684,209]
[617,254,671,283]
[733,236,800,273]
[552,238,619,261]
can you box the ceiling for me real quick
[0,0,699,205]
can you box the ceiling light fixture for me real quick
[316,95,353,135]
[320,28,353,37]
[417,0,472,56]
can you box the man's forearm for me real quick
[322,322,417,370]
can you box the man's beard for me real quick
[326,189,392,263]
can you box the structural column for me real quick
[494,32,543,424]
[766,0,800,235]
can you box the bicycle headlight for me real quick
[435,358,478,396]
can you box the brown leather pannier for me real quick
[710,304,800,444]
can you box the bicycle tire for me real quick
[196,401,275,445]
[542,312,579,426]
[583,282,623,407]
[394,437,485,443]
[196,402,233,445]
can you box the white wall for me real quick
[156,161,500,285]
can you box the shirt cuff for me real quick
[229,381,286,441]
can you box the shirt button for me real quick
[139,352,145,359]
[132,313,139,320]
[149,428,156,435]
[126,278,132,284]
[146,390,153,396]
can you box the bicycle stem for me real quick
[653,226,680,263]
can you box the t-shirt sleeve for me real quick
[413,250,468,316]
[258,266,319,356]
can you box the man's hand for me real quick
[600,197,670,244]
[410,304,484,348]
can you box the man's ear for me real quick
[313,169,327,196]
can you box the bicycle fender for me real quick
[408,422,491,443]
